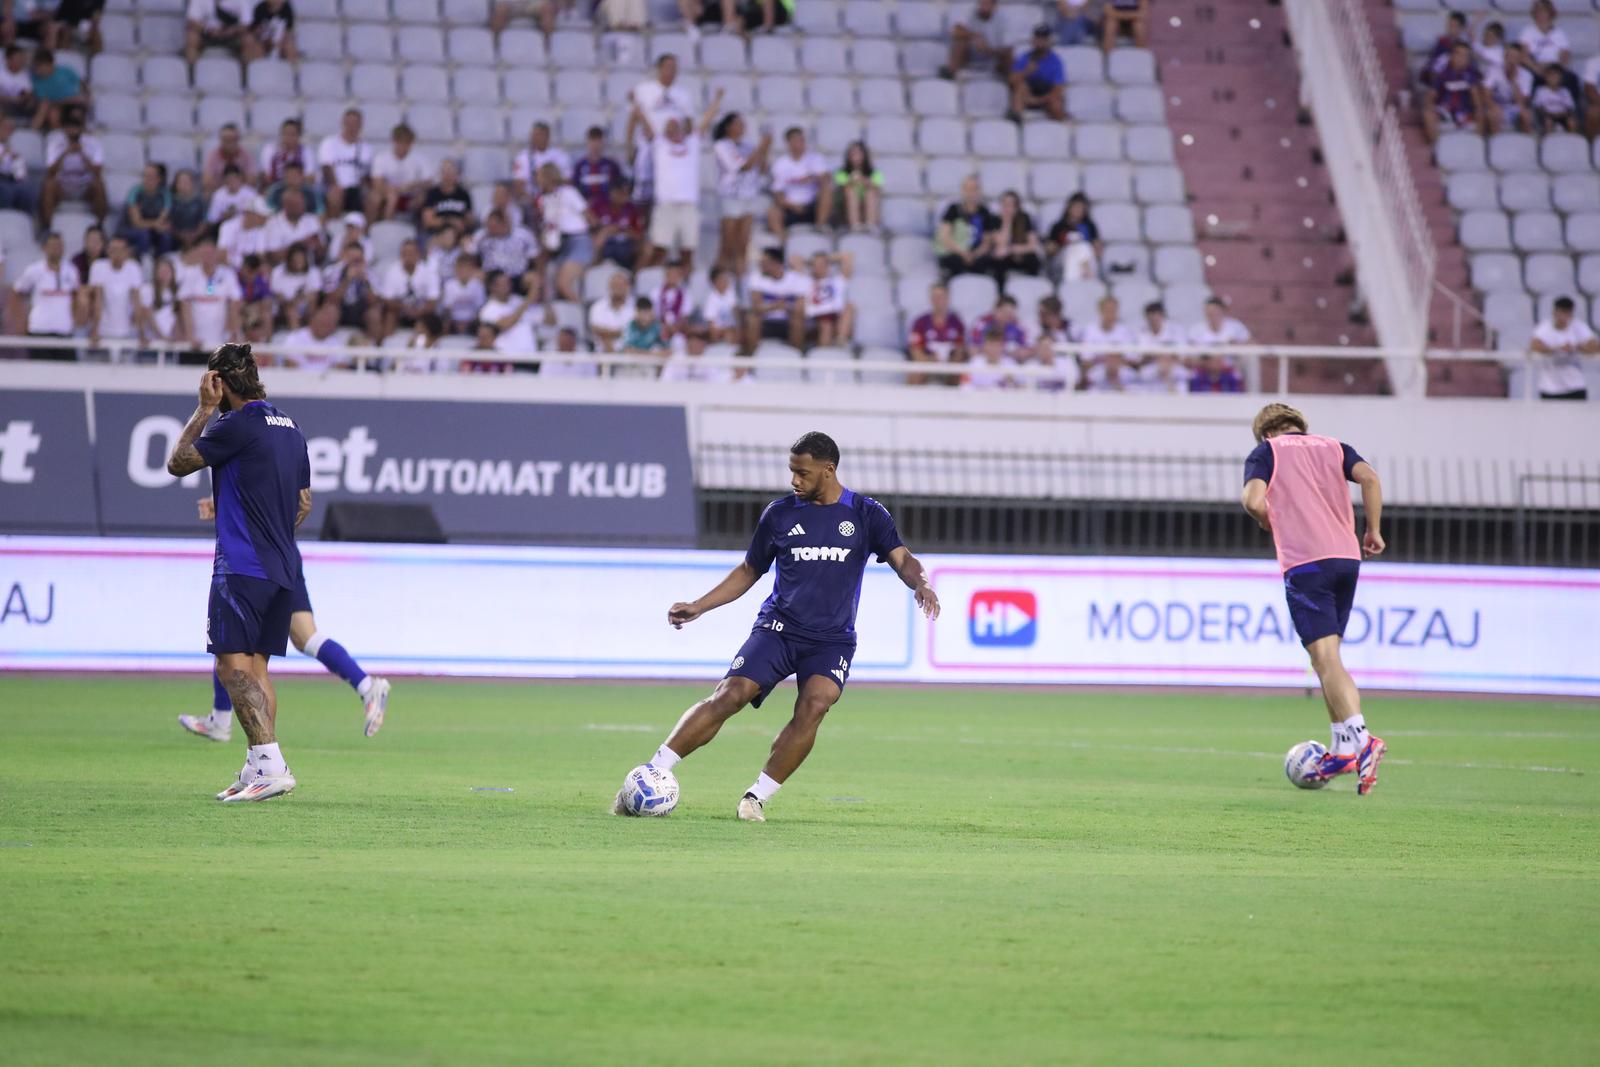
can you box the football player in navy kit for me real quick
[617,432,940,821]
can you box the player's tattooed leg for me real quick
[223,667,275,746]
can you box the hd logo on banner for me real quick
[969,590,1038,647]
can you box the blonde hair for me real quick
[1252,403,1308,443]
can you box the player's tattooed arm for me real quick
[296,489,313,529]
[887,547,940,620]
[167,371,224,477]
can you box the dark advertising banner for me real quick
[90,393,697,543]
[0,390,97,532]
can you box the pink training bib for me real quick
[1265,433,1361,572]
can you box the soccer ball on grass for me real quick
[618,764,680,816]
[1284,740,1330,790]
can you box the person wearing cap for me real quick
[1008,24,1067,123]
[326,210,372,264]
[218,194,272,268]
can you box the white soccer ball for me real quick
[1284,740,1330,790]
[618,764,680,817]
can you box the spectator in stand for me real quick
[207,164,255,226]
[0,45,34,117]
[1425,9,1469,68]
[533,162,592,302]
[39,106,103,227]
[268,241,320,331]
[1054,1,1096,47]
[10,231,78,360]
[745,244,807,351]
[278,301,349,372]
[1532,64,1577,133]
[139,256,184,351]
[541,326,595,378]
[1518,1,1570,74]
[321,240,382,340]
[622,296,668,357]
[713,112,771,274]
[940,0,1010,82]
[440,252,485,336]
[486,179,526,230]
[1584,54,1600,140]
[1009,25,1067,124]
[119,162,171,257]
[1487,42,1534,134]
[573,126,625,214]
[467,322,508,372]
[1529,295,1600,400]
[318,107,373,219]
[371,123,432,223]
[326,210,372,263]
[1422,41,1489,142]
[598,0,645,32]
[1033,295,1079,391]
[477,268,544,356]
[935,175,998,280]
[628,53,694,208]
[394,311,445,374]
[425,224,460,281]
[802,250,853,349]
[264,186,321,264]
[48,0,104,53]
[767,126,830,238]
[1,1,50,47]
[1077,295,1137,392]
[473,208,537,289]
[380,237,441,339]
[833,140,882,234]
[29,47,86,131]
[236,252,273,342]
[258,117,312,191]
[512,121,571,203]
[264,160,321,215]
[963,326,1020,390]
[588,269,634,353]
[1135,300,1189,393]
[652,256,694,348]
[1048,192,1102,281]
[421,158,474,238]
[178,237,243,354]
[1473,19,1505,75]
[593,178,644,269]
[907,282,968,385]
[184,0,250,69]
[243,0,296,63]
[68,221,102,284]
[1187,296,1249,393]
[0,115,26,212]
[86,234,141,352]
[202,123,257,196]
[1101,0,1148,53]
[969,294,1029,361]
[490,0,572,40]
[168,168,207,250]
[635,89,721,271]
[700,266,742,346]
[992,190,1044,282]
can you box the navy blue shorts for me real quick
[725,628,855,709]
[206,573,295,657]
[1283,558,1360,647]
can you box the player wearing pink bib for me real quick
[1242,404,1388,794]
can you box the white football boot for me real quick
[736,794,765,822]
[180,713,232,743]
[362,677,391,738]
[216,763,251,801]
[221,768,297,803]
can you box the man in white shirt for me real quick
[766,127,831,237]
[745,245,808,350]
[1490,43,1536,134]
[511,121,572,202]
[587,271,635,353]
[218,195,272,268]
[9,230,80,359]
[1518,2,1570,69]
[636,88,721,272]
[178,237,243,352]
[207,164,256,225]
[380,237,441,338]
[40,108,106,229]
[185,0,251,67]
[318,108,374,218]
[87,234,146,348]
[803,250,854,348]
[278,302,351,373]
[371,122,433,223]
[1076,296,1138,392]
[941,0,1012,80]
[0,113,30,214]
[1529,295,1600,400]
[1135,299,1189,393]
[1187,296,1250,392]
[540,325,600,379]
[628,53,696,206]
[264,187,322,264]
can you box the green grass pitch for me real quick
[1,674,1596,1066]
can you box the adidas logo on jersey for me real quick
[790,546,852,562]
[787,524,806,537]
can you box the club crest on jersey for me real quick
[837,521,855,536]
[730,655,745,670]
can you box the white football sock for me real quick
[1344,714,1369,753]
[747,772,782,802]
[357,676,375,698]
[248,743,286,777]
[1329,722,1344,754]
[210,708,233,729]
[301,631,325,658]
[651,745,681,772]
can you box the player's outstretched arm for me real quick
[668,561,762,629]
[887,546,940,620]
[1351,461,1385,557]
[166,371,224,477]
[1240,478,1271,533]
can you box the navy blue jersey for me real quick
[744,488,904,642]
[1244,433,1364,486]
[194,399,309,589]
